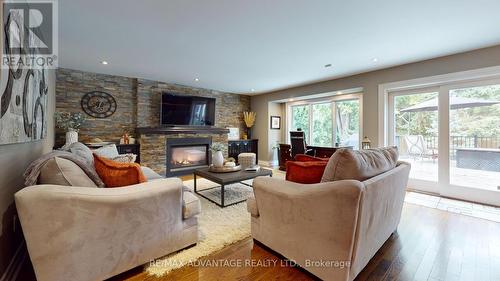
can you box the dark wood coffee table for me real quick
[193,167,273,207]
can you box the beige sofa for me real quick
[15,152,200,281]
[247,148,410,281]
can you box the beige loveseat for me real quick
[15,146,200,281]
[247,148,410,281]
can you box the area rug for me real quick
[145,178,253,277]
[195,178,254,205]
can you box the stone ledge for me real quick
[137,126,230,135]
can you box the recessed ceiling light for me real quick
[337,91,343,95]
[372,58,378,63]
[289,98,295,102]
[251,89,255,92]
[194,78,199,81]
[101,61,108,65]
[324,64,332,68]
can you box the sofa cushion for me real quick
[321,146,399,182]
[39,157,97,187]
[247,194,259,217]
[93,144,119,159]
[93,154,147,187]
[183,191,201,219]
[69,142,94,167]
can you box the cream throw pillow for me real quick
[111,153,137,163]
[321,146,399,182]
[39,157,97,187]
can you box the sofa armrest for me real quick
[15,178,184,281]
[285,161,327,183]
[250,177,363,280]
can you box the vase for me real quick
[247,127,252,139]
[62,129,78,149]
[212,151,224,167]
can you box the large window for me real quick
[312,103,333,146]
[336,100,360,149]
[288,94,362,148]
[291,105,310,143]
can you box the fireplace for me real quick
[166,137,212,176]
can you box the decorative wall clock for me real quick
[81,91,117,118]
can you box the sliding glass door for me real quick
[388,80,500,205]
[288,94,362,149]
[445,81,500,203]
[389,89,439,192]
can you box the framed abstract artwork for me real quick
[0,9,49,145]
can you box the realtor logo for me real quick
[2,1,58,68]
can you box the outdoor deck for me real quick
[400,156,500,192]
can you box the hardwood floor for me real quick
[104,202,499,281]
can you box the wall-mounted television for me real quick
[161,93,216,126]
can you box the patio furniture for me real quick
[403,135,438,161]
[456,148,500,172]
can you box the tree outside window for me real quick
[291,105,309,143]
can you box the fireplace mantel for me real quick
[137,126,230,135]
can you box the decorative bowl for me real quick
[208,164,241,173]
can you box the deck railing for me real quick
[395,135,500,159]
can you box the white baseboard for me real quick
[0,242,27,281]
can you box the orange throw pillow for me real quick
[93,154,147,187]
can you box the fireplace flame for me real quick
[171,147,207,167]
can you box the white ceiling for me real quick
[59,0,500,95]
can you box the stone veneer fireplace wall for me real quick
[56,68,250,175]
[140,133,228,176]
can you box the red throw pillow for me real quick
[93,154,147,187]
[286,161,327,184]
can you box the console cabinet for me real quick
[228,140,258,163]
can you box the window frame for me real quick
[286,93,363,148]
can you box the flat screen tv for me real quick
[161,93,216,126]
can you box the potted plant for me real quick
[55,112,85,149]
[211,142,225,167]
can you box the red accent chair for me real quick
[285,154,329,184]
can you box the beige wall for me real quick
[0,71,55,275]
[251,45,500,162]
[266,102,285,165]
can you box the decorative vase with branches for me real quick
[211,142,225,167]
[243,111,256,139]
[55,112,85,149]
